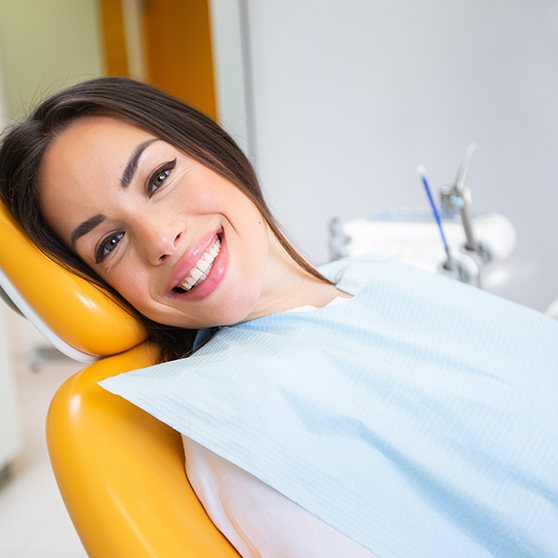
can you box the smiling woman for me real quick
[1,77,557,558]
[38,112,337,329]
[0,77,337,357]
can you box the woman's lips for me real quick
[175,236,221,292]
[167,227,229,301]
[168,228,220,292]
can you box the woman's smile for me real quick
[167,227,229,302]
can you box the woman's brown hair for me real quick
[0,76,329,361]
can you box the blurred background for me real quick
[1,0,557,308]
[1,1,557,555]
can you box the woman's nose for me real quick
[137,217,185,265]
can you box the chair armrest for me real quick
[47,342,239,557]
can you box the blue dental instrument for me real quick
[417,166,454,270]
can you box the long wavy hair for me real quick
[0,76,330,361]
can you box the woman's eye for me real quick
[95,231,124,264]
[147,158,177,197]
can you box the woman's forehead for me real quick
[38,117,155,234]
[42,117,156,185]
[52,115,154,154]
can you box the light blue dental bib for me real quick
[100,256,558,558]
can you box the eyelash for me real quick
[94,159,177,264]
[95,231,124,264]
[146,158,177,197]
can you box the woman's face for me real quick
[39,116,278,329]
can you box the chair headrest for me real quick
[0,202,147,361]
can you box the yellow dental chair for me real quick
[0,202,240,557]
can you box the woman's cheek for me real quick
[110,268,150,311]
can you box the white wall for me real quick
[0,47,6,127]
[0,54,20,472]
[246,0,558,311]
[209,0,252,157]
[0,0,103,120]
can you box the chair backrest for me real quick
[0,201,240,557]
[0,202,147,361]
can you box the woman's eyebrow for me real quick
[70,139,159,247]
[120,138,159,188]
[71,213,106,246]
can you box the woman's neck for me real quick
[247,232,351,321]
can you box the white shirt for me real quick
[182,437,377,558]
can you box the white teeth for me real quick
[177,237,221,292]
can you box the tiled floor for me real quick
[0,313,86,558]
